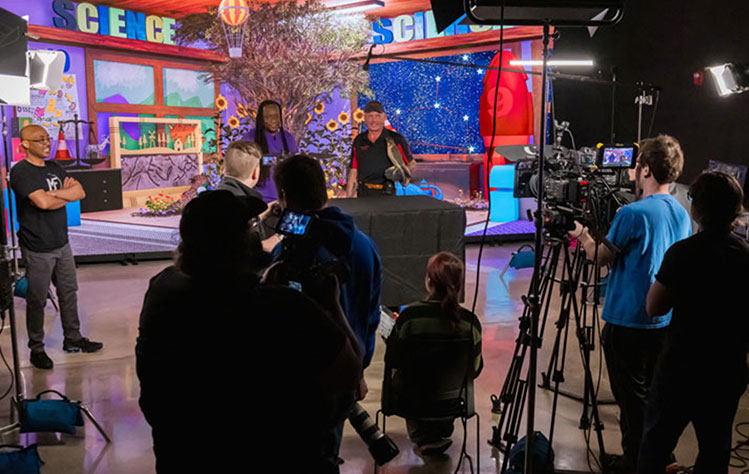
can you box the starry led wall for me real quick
[359,50,496,155]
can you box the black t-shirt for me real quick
[135,266,347,469]
[10,159,70,252]
[350,129,413,184]
[656,230,749,377]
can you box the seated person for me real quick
[135,190,362,473]
[638,171,749,473]
[385,251,483,456]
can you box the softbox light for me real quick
[429,0,625,32]
[0,7,30,106]
[28,50,65,91]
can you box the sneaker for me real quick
[417,438,452,456]
[601,453,635,474]
[63,337,103,353]
[30,351,53,370]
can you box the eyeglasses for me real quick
[24,137,51,143]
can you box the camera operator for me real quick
[637,172,749,474]
[136,191,362,473]
[272,155,383,471]
[215,140,281,251]
[569,135,691,472]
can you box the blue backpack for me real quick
[503,432,554,474]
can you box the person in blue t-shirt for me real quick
[570,135,692,472]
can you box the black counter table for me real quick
[334,195,465,307]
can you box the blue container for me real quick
[489,164,519,222]
[3,189,80,231]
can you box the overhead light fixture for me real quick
[706,63,749,97]
[326,0,384,14]
[509,59,594,67]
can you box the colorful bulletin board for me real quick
[14,74,80,160]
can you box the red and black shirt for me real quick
[350,129,413,185]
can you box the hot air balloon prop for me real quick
[218,0,250,58]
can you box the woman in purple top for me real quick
[242,100,298,201]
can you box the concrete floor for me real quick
[0,244,746,473]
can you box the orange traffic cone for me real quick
[54,128,71,160]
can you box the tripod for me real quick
[539,245,615,423]
[489,235,608,472]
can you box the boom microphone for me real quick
[362,44,375,71]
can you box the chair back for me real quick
[382,336,475,419]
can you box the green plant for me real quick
[177,0,372,139]
[298,107,362,192]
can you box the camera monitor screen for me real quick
[599,145,637,169]
[262,155,277,166]
[276,210,312,237]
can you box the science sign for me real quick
[51,1,178,45]
[371,10,503,45]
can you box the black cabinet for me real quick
[68,169,123,213]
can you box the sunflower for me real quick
[352,108,365,123]
[338,111,350,124]
[325,119,339,132]
[228,116,240,129]
[236,103,248,117]
[215,94,228,111]
[305,112,312,124]
[314,101,325,115]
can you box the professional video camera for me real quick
[273,208,349,297]
[273,209,400,466]
[513,143,637,238]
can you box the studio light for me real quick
[28,50,66,91]
[326,0,384,14]
[509,59,594,67]
[706,63,749,97]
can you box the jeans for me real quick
[21,243,82,352]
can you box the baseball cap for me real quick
[364,101,385,114]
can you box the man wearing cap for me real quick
[345,101,415,198]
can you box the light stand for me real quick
[522,21,551,472]
[0,107,111,444]
[0,106,26,436]
[460,3,623,471]
[635,83,660,143]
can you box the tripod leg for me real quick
[79,405,111,443]
[569,269,608,459]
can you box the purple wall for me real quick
[3,0,58,28]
